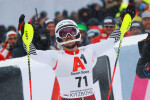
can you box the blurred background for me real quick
[0,0,128,27]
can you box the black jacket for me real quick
[136,33,150,79]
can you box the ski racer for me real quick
[18,4,136,100]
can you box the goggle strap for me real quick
[56,25,78,33]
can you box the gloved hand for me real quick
[18,14,25,36]
[121,4,136,21]
[3,42,16,51]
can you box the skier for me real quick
[18,4,136,100]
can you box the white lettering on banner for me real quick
[70,88,93,98]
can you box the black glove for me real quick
[18,14,25,36]
[121,4,136,21]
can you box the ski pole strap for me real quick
[109,27,121,43]
[23,42,37,55]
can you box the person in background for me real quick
[54,11,63,25]
[2,25,17,42]
[87,18,102,33]
[43,19,58,49]
[78,8,90,24]
[87,29,100,43]
[70,11,79,22]
[62,10,69,19]
[0,31,18,61]
[88,3,104,24]
[91,16,115,43]
[130,21,143,36]
[38,11,48,26]
[77,22,89,47]
[136,10,150,78]
[141,10,150,33]
[29,15,51,50]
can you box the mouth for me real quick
[66,38,73,41]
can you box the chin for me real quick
[64,42,77,49]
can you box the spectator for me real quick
[70,11,79,22]
[91,16,115,43]
[104,0,119,18]
[2,25,17,42]
[130,21,143,36]
[141,10,150,33]
[78,8,90,24]
[43,19,58,49]
[62,10,68,19]
[0,31,18,61]
[87,18,102,33]
[54,11,63,25]
[136,10,150,78]
[139,0,150,12]
[88,3,104,23]
[77,22,89,47]
[87,29,100,43]
[39,11,48,26]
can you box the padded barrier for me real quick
[0,66,24,100]
[93,55,114,100]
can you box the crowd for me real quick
[0,0,150,62]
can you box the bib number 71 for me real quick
[75,76,88,88]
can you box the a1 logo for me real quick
[73,57,85,72]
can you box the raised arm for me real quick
[92,27,121,58]
[18,14,58,67]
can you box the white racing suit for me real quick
[26,28,121,99]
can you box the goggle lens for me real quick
[59,27,77,38]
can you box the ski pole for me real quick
[107,14,132,100]
[22,23,34,100]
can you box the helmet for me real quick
[55,19,81,45]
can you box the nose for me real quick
[66,33,72,38]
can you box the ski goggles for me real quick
[58,27,78,38]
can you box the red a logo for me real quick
[73,57,85,72]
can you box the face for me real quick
[62,35,76,49]
[7,35,17,44]
[103,24,115,34]
[88,37,94,43]
[79,30,86,39]
[73,13,78,19]
[83,12,88,17]
[142,17,150,30]
[7,35,18,49]
[95,5,100,11]
[56,13,63,20]
[130,27,142,35]
[46,23,55,37]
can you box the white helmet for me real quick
[55,19,81,45]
